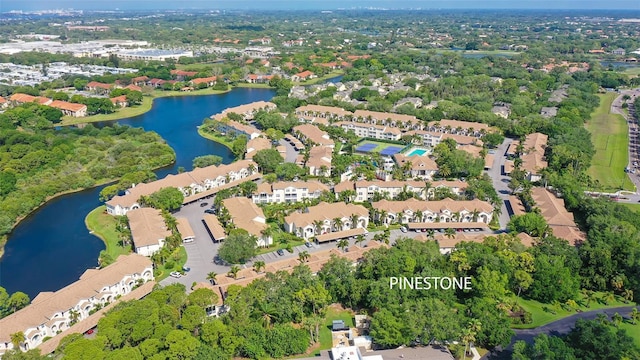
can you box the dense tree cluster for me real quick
[0,286,30,319]
[0,123,175,245]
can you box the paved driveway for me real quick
[486,138,513,230]
[279,138,299,163]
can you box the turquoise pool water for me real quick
[407,148,427,156]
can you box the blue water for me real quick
[0,88,275,298]
[407,148,427,156]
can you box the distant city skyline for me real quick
[2,0,639,11]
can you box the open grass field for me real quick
[619,321,640,347]
[514,292,633,329]
[585,93,635,192]
[619,203,640,212]
[623,67,640,76]
[85,205,131,261]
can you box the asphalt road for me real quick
[279,138,299,163]
[482,306,638,359]
[486,138,513,230]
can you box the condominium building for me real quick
[0,254,153,356]
[292,124,335,148]
[334,180,468,202]
[106,160,259,215]
[126,208,171,257]
[373,198,494,226]
[521,133,548,182]
[252,181,329,204]
[284,202,369,240]
[334,121,402,141]
[222,197,273,247]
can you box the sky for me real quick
[1,0,639,11]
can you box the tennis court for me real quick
[355,140,406,155]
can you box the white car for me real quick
[400,226,408,233]
[170,272,182,278]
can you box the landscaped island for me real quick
[0,106,176,256]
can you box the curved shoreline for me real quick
[0,158,177,260]
[61,87,234,126]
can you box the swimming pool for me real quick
[406,148,427,156]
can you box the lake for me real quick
[0,87,276,298]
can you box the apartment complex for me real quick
[106,160,259,215]
[521,133,548,182]
[531,188,585,245]
[222,197,273,247]
[252,181,329,204]
[284,202,369,240]
[292,124,335,148]
[373,198,494,226]
[334,121,402,141]
[0,254,153,356]
[334,180,468,202]
[126,208,171,257]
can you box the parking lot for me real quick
[160,198,498,290]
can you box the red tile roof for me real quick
[49,100,87,112]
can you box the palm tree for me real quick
[471,209,480,223]
[253,261,266,273]
[228,265,241,279]
[350,214,360,229]
[248,163,256,174]
[207,272,218,285]
[257,303,277,329]
[332,217,344,232]
[414,210,423,223]
[298,251,310,263]
[355,234,366,247]
[623,289,634,303]
[69,309,80,326]
[631,308,640,325]
[378,210,388,225]
[444,227,456,239]
[426,229,436,240]
[612,312,623,327]
[452,211,461,222]
[337,239,349,252]
[313,220,324,235]
[611,275,625,292]
[10,332,25,350]
[604,292,616,305]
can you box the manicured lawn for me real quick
[297,71,344,85]
[234,82,273,89]
[61,97,154,125]
[85,205,131,260]
[155,246,188,281]
[619,321,640,347]
[197,127,235,152]
[61,88,230,125]
[313,307,355,356]
[619,203,640,212]
[514,292,634,329]
[623,67,640,76]
[585,93,635,192]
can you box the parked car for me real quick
[182,266,191,272]
[305,242,313,248]
[400,226,408,233]
[204,209,216,214]
[200,202,209,207]
[170,271,182,278]
[276,249,285,256]
[85,329,94,335]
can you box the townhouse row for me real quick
[0,255,153,356]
